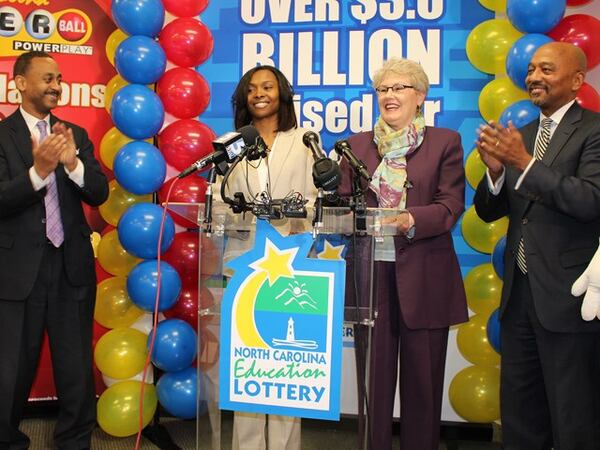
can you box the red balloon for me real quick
[158,119,215,171]
[548,14,600,69]
[163,285,214,331]
[157,67,210,119]
[199,236,219,279]
[159,18,213,67]
[566,0,592,5]
[576,82,600,112]
[162,231,200,285]
[162,0,208,17]
[158,176,208,227]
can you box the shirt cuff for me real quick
[29,166,50,191]
[64,158,84,187]
[486,167,505,195]
[514,157,536,191]
[406,212,415,239]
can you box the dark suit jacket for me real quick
[339,127,468,329]
[0,109,108,301]
[474,103,600,333]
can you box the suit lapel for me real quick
[7,110,34,169]
[266,129,294,196]
[541,104,581,166]
[513,120,540,218]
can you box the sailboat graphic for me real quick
[272,317,318,350]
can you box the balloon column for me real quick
[95,0,215,437]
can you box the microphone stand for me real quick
[203,168,217,235]
[351,175,367,234]
[312,188,324,238]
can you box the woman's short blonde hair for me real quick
[372,58,430,95]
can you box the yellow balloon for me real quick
[94,327,148,379]
[99,127,133,170]
[97,229,141,276]
[465,148,487,189]
[464,263,502,315]
[97,381,157,437]
[466,18,522,75]
[105,28,128,67]
[99,180,153,226]
[457,313,500,366]
[91,231,101,258]
[478,0,506,12]
[461,205,508,254]
[479,77,528,122]
[94,277,144,329]
[449,365,500,423]
[104,74,128,114]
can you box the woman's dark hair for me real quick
[231,65,297,131]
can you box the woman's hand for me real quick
[381,211,413,234]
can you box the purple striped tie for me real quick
[36,121,64,247]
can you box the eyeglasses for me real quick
[374,84,414,96]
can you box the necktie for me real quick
[515,118,553,274]
[36,120,64,247]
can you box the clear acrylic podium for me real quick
[166,201,401,450]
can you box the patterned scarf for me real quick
[370,113,426,208]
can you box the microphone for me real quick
[334,139,371,182]
[302,131,341,191]
[178,125,260,179]
[303,130,327,160]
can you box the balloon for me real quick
[478,0,506,12]
[164,285,215,330]
[127,260,182,312]
[158,18,214,67]
[506,34,553,90]
[466,19,522,74]
[156,367,198,419]
[114,141,166,195]
[491,236,507,280]
[99,180,153,226]
[161,231,200,285]
[94,327,148,379]
[464,263,503,315]
[99,127,132,169]
[104,74,128,115]
[111,84,164,140]
[111,0,165,37]
[102,369,153,387]
[158,119,215,171]
[487,308,501,354]
[115,35,166,85]
[117,203,175,259]
[105,28,128,67]
[97,381,157,437]
[457,313,501,366]
[461,206,509,254]
[163,0,208,17]
[566,0,592,5]
[465,149,487,189]
[507,0,565,34]
[449,366,500,423]
[148,318,197,372]
[498,99,540,129]
[97,228,141,277]
[198,328,219,371]
[576,82,600,113]
[158,176,208,227]
[479,77,528,122]
[548,14,600,69]
[157,67,210,119]
[95,277,144,329]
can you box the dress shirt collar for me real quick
[19,106,50,134]
[540,100,575,129]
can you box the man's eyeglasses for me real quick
[375,84,414,96]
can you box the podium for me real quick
[166,201,401,450]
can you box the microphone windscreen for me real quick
[238,125,260,146]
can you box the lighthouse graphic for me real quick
[272,317,318,350]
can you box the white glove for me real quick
[571,238,600,321]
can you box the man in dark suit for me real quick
[0,51,108,449]
[474,42,600,449]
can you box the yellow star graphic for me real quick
[250,239,297,285]
[317,240,345,260]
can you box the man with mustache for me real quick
[474,42,600,449]
[0,51,108,449]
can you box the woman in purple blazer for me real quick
[338,58,468,450]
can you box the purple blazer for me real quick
[339,127,468,329]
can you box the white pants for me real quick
[232,412,301,450]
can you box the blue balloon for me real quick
[148,319,197,372]
[491,235,506,280]
[487,309,501,354]
[499,100,540,129]
[506,34,553,90]
[507,0,565,34]
[117,203,175,259]
[127,260,182,312]
[111,84,164,140]
[157,367,199,419]
[114,141,166,195]
[111,0,165,37]
[115,35,166,84]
